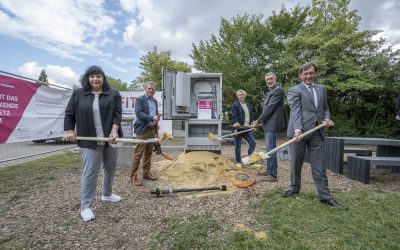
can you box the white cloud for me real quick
[119,0,309,66]
[0,0,115,60]
[117,0,400,68]
[122,21,137,46]
[17,62,80,89]
[116,57,135,64]
[1,0,400,83]
[99,59,130,74]
[350,0,400,45]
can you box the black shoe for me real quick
[282,189,299,198]
[320,198,348,210]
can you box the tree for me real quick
[281,0,400,136]
[38,69,48,84]
[107,76,128,91]
[191,14,275,116]
[130,47,192,90]
[191,0,400,138]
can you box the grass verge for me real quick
[150,188,400,249]
[0,151,81,195]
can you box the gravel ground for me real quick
[1,137,399,249]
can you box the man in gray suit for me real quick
[283,62,347,210]
[252,72,284,182]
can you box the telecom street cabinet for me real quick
[162,68,223,153]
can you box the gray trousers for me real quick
[81,145,118,208]
[289,131,331,200]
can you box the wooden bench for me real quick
[344,147,372,156]
[347,156,400,184]
[324,137,400,174]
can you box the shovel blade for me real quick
[241,152,269,165]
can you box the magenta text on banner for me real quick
[0,73,39,143]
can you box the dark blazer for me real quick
[396,93,400,116]
[134,94,159,135]
[64,87,123,149]
[287,83,330,138]
[231,101,254,128]
[257,85,285,132]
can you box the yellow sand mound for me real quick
[158,151,240,188]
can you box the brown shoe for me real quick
[257,172,268,176]
[143,174,158,181]
[265,175,278,182]
[130,176,142,186]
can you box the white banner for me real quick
[0,71,72,143]
[0,71,172,143]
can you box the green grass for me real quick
[0,235,32,250]
[0,235,14,245]
[256,189,400,249]
[0,152,81,195]
[149,212,227,250]
[63,218,78,229]
[150,189,400,250]
[115,236,128,248]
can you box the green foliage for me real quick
[191,0,400,137]
[106,76,128,91]
[131,46,191,91]
[38,68,48,83]
[191,14,274,116]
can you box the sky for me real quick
[0,0,399,89]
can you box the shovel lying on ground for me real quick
[150,185,227,197]
[73,136,160,144]
[208,127,255,141]
[241,123,330,164]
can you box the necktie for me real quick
[308,85,318,108]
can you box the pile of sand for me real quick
[158,151,241,188]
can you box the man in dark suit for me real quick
[283,62,347,210]
[231,89,256,164]
[130,81,160,186]
[251,72,284,182]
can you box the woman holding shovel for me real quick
[231,89,256,165]
[64,65,123,222]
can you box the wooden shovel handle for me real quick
[267,123,327,156]
[220,127,255,139]
[74,136,159,144]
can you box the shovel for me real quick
[241,123,329,164]
[208,127,255,141]
[73,136,160,144]
[150,185,227,197]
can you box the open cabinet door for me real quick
[162,67,175,120]
[162,67,192,120]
